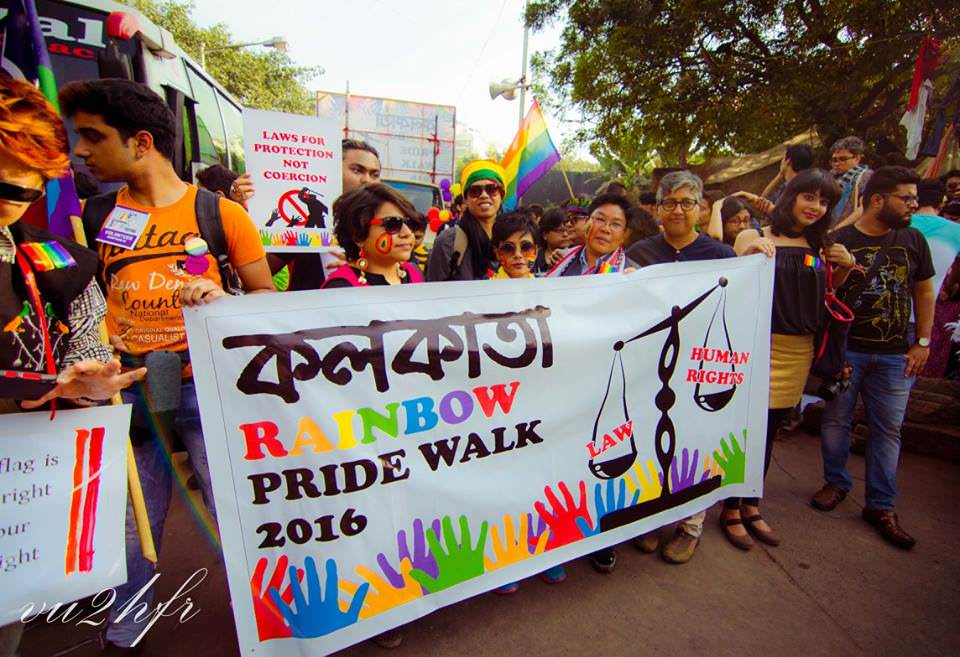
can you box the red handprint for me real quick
[281,230,298,246]
[250,555,303,641]
[534,480,593,549]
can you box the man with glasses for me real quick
[812,166,935,550]
[624,171,749,565]
[426,159,504,281]
[830,136,872,225]
[545,193,636,278]
[562,197,592,246]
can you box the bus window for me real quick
[219,95,245,174]
[186,66,227,166]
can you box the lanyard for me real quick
[14,246,58,378]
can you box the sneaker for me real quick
[661,528,699,564]
[539,564,566,584]
[372,628,403,649]
[591,548,616,574]
[862,508,916,550]
[494,581,519,595]
[810,483,847,511]
[632,531,660,553]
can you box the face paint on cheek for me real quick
[375,233,394,254]
[584,220,594,239]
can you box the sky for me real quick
[189,0,585,156]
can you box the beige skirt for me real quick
[769,333,814,409]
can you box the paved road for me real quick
[21,430,960,657]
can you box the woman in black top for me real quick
[725,169,855,549]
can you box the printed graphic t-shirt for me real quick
[97,185,265,354]
[833,224,934,354]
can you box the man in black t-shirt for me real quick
[812,167,935,550]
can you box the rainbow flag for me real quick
[20,241,77,271]
[500,99,561,210]
[2,0,82,238]
[803,253,822,269]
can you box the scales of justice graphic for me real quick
[588,277,738,532]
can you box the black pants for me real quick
[724,406,793,509]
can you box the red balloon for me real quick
[427,207,441,221]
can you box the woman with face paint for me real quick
[323,183,425,289]
[725,169,854,550]
[489,212,539,279]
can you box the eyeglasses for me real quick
[589,215,627,231]
[497,240,537,256]
[0,181,44,204]
[659,198,698,212]
[725,217,753,226]
[830,154,856,164]
[370,216,420,234]
[884,193,919,206]
[466,183,502,199]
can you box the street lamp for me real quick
[489,0,531,127]
[199,36,287,68]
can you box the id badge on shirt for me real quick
[96,206,150,250]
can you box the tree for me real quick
[125,0,319,115]
[528,0,959,164]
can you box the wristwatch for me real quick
[917,337,931,348]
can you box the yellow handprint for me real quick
[702,455,724,478]
[339,557,422,619]
[484,513,549,572]
[625,459,663,503]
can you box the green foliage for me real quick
[528,0,960,163]
[125,0,318,115]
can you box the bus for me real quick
[0,0,246,183]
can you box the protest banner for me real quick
[242,108,343,253]
[0,405,131,625]
[184,255,774,655]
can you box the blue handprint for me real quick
[296,232,312,247]
[269,557,367,638]
[670,448,701,492]
[576,478,639,536]
[377,518,441,592]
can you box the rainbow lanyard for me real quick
[14,246,58,381]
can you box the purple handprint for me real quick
[377,518,441,593]
[670,448,702,492]
[526,510,548,553]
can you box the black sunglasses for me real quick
[466,183,502,198]
[370,215,421,234]
[0,181,44,204]
[497,240,537,256]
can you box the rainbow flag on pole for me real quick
[500,99,561,210]
[2,0,82,238]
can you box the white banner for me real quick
[185,255,773,655]
[242,108,343,253]
[0,405,131,625]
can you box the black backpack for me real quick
[81,187,242,294]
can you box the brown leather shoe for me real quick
[742,513,781,546]
[719,515,754,551]
[810,483,847,511]
[862,508,916,550]
[632,531,660,553]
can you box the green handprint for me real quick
[409,515,488,592]
[713,429,747,485]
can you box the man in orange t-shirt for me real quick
[61,79,273,653]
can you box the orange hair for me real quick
[0,77,70,180]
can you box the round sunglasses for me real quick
[497,240,537,256]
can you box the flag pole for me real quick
[557,158,575,200]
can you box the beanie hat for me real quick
[461,159,506,192]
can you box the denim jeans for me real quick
[105,382,217,648]
[820,350,914,511]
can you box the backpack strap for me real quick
[79,190,119,249]
[447,225,469,280]
[194,188,242,294]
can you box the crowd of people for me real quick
[1,75,959,656]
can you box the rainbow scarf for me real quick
[20,241,76,271]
